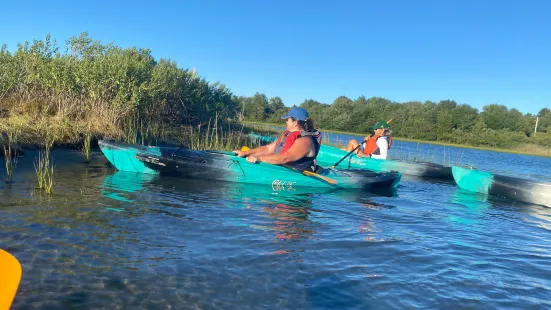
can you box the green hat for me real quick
[370,120,390,130]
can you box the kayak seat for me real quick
[314,165,324,174]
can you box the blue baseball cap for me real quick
[281,107,308,121]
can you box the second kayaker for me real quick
[344,120,393,160]
[233,107,322,172]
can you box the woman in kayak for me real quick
[344,120,392,160]
[233,107,322,172]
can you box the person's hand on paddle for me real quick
[232,150,248,157]
[233,146,251,157]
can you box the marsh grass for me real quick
[1,130,20,183]
[81,130,92,163]
[34,145,54,194]
[34,127,55,194]
[175,117,262,151]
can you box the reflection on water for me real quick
[100,171,156,203]
[1,150,550,309]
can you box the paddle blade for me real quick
[302,170,337,185]
[241,146,250,151]
[0,249,22,309]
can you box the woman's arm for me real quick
[233,140,277,157]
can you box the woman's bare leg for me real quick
[346,139,360,152]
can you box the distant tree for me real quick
[246,92,269,121]
[299,99,323,110]
[480,104,509,130]
[538,108,551,132]
[354,95,368,105]
[438,99,457,110]
[472,116,488,132]
[451,104,478,130]
[437,110,453,139]
[269,96,285,112]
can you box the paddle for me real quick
[301,169,337,185]
[331,141,366,169]
[0,249,22,309]
[331,119,393,169]
[240,146,338,185]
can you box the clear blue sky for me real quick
[1,0,550,114]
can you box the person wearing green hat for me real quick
[344,120,393,159]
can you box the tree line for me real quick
[235,93,551,149]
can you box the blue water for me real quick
[1,146,550,309]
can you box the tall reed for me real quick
[1,130,20,183]
[81,130,92,163]
[34,136,54,194]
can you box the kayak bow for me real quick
[452,166,551,207]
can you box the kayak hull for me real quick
[248,133,453,180]
[452,166,551,207]
[99,140,402,190]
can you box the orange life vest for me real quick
[362,135,392,155]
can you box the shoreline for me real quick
[390,137,551,158]
[2,119,549,159]
[243,121,551,158]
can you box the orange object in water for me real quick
[0,249,22,310]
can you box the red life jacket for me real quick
[363,135,392,155]
[274,130,322,172]
[275,130,322,154]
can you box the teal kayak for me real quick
[247,133,453,180]
[98,140,402,191]
[452,166,551,207]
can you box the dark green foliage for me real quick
[538,108,551,132]
[0,32,239,143]
[236,93,549,149]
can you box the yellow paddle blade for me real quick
[0,249,22,310]
[302,170,337,185]
[387,119,393,124]
[241,146,250,151]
